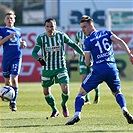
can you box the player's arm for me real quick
[32,36,46,66]
[32,37,41,60]
[111,34,133,64]
[0,32,15,46]
[84,51,91,66]
[64,33,84,55]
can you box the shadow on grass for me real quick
[1,123,133,133]
[1,125,133,133]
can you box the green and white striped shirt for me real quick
[32,30,83,70]
[75,30,87,62]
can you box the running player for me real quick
[0,11,27,111]
[66,16,133,125]
[32,18,84,118]
[74,26,100,104]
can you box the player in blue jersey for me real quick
[0,11,27,111]
[73,16,100,104]
[66,16,133,125]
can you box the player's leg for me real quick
[56,68,70,117]
[114,90,133,124]
[81,74,91,104]
[42,72,59,118]
[106,71,133,124]
[65,87,87,125]
[80,64,91,104]
[2,59,12,86]
[4,78,12,86]
[9,75,18,111]
[9,58,21,111]
[43,86,59,118]
[93,85,100,104]
[66,71,100,125]
[60,83,70,117]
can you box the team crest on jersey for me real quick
[10,37,17,42]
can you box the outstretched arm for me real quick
[111,34,133,64]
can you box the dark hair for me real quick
[44,18,56,26]
[80,16,93,24]
[5,11,16,17]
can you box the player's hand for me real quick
[38,58,47,66]
[72,51,77,60]
[8,32,16,39]
[20,41,27,49]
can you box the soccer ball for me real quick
[0,86,15,102]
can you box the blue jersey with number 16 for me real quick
[84,30,116,69]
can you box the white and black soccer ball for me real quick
[0,86,15,102]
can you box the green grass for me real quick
[0,81,133,133]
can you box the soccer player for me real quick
[74,21,100,104]
[32,18,84,118]
[66,16,133,125]
[0,11,27,111]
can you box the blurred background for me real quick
[0,0,133,82]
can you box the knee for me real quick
[61,84,69,95]
[43,87,50,96]
[112,90,121,96]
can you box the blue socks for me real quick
[75,94,84,112]
[115,93,126,108]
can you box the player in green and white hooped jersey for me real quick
[32,18,84,118]
[75,29,100,104]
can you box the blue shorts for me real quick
[81,67,120,93]
[2,58,22,78]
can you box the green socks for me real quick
[45,94,58,111]
[85,94,90,102]
[95,87,100,96]
[61,93,70,107]
[45,93,70,111]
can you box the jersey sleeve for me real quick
[75,32,79,43]
[32,35,42,60]
[64,33,83,55]
[107,30,114,38]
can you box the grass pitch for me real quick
[0,81,133,133]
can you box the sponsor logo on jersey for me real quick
[9,43,18,46]
[45,46,61,52]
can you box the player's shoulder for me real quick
[14,27,21,31]
[56,30,68,38]
[76,30,82,34]
[97,30,112,34]
[39,32,47,37]
[56,30,64,35]
[0,27,7,31]
[13,27,22,34]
